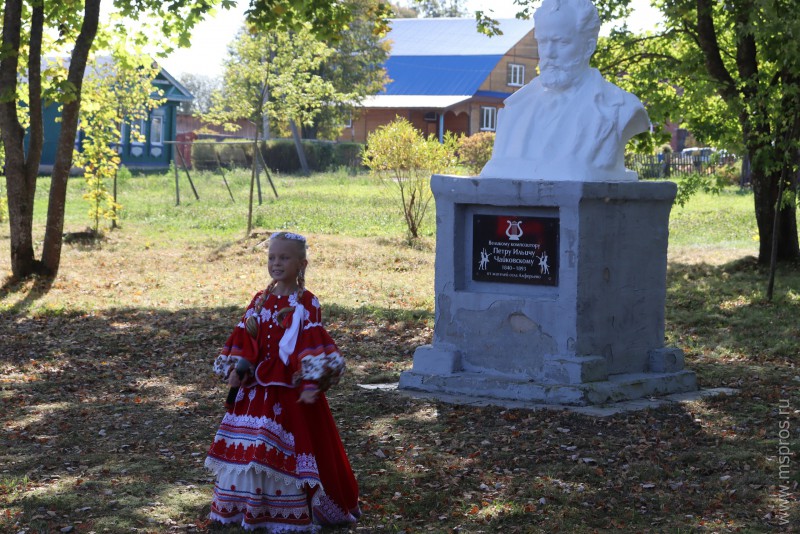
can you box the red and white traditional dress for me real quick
[205,289,360,532]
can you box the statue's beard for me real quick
[539,58,586,91]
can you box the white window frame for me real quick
[507,63,525,87]
[150,113,164,146]
[481,106,497,131]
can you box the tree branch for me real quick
[25,2,45,179]
[694,0,738,103]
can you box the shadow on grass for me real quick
[1,264,798,532]
[666,256,800,373]
[0,302,433,531]
[0,273,55,314]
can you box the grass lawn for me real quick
[0,169,798,533]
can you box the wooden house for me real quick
[339,17,538,143]
[39,65,192,172]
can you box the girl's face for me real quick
[268,239,307,287]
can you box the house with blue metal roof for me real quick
[339,17,538,143]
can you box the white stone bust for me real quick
[480,0,650,181]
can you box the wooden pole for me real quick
[257,146,279,199]
[254,142,263,205]
[214,151,235,203]
[176,147,199,200]
[289,120,310,175]
[173,147,181,206]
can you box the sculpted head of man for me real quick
[533,0,601,91]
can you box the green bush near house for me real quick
[333,142,363,170]
[186,139,364,174]
[190,142,217,171]
[457,131,495,175]
[259,139,364,174]
[218,140,251,168]
[260,140,301,173]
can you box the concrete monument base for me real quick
[398,175,697,406]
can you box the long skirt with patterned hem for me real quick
[205,382,360,532]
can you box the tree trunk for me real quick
[751,161,800,264]
[290,120,310,175]
[1,0,39,277]
[40,0,101,276]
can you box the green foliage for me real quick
[332,142,364,170]
[674,172,728,209]
[73,41,162,232]
[716,160,743,187]
[261,140,301,172]
[362,117,458,238]
[187,140,360,173]
[116,164,133,185]
[218,140,251,168]
[261,140,355,173]
[587,0,800,260]
[245,0,391,42]
[190,142,217,171]
[205,23,347,141]
[457,131,495,175]
[413,0,468,17]
[303,0,391,140]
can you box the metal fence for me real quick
[626,153,740,180]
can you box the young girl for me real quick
[205,232,360,531]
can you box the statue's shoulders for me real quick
[504,78,542,107]
[589,69,644,110]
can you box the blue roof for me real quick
[382,18,535,97]
[384,55,503,95]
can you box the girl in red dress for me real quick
[205,232,360,532]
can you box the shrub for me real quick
[457,131,495,175]
[191,142,218,171]
[260,139,358,173]
[333,142,364,169]
[261,139,301,173]
[116,165,133,185]
[304,141,335,171]
[362,117,458,238]
[715,160,742,186]
[217,141,250,169]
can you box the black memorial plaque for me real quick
[472,214,559,286]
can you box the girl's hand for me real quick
[298,388,320,404]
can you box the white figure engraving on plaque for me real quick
[538,251,550,275]
[480,0,650,182]
[479,249,491,270]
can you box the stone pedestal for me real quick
[398,175,696,406]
